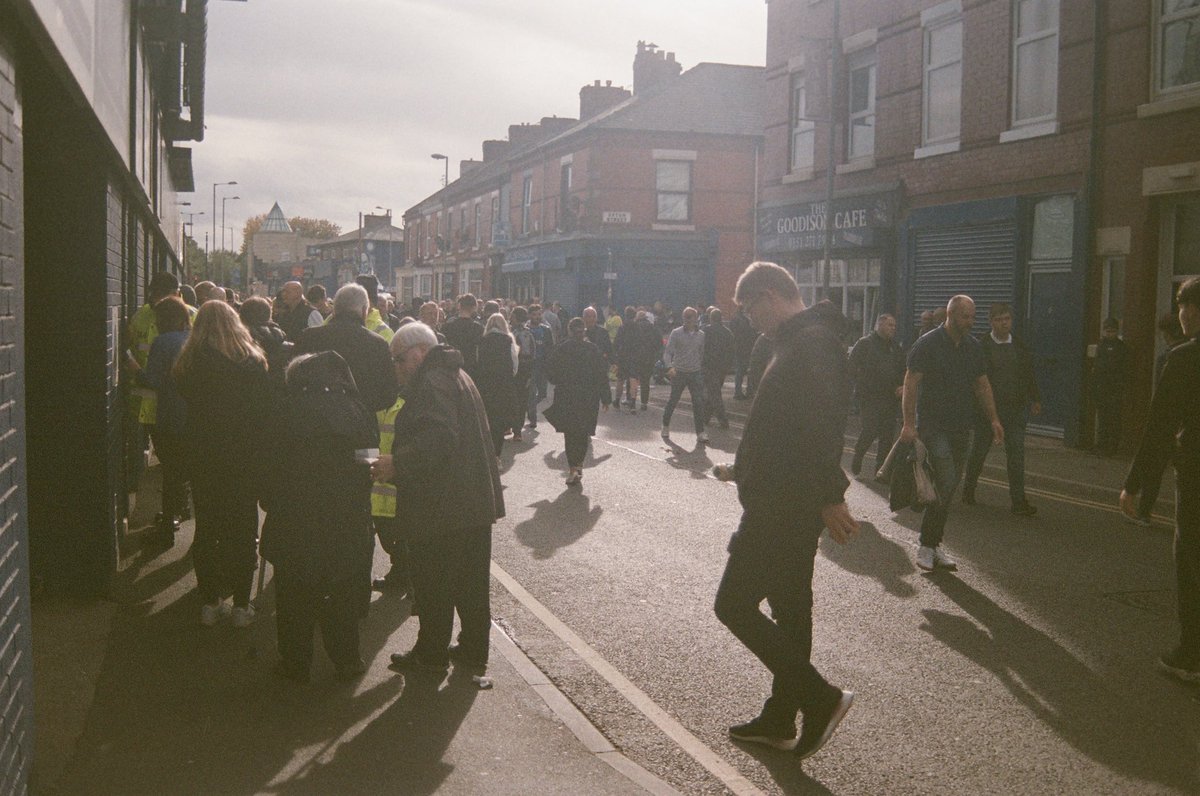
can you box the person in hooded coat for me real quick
[261,350,379,682]
[239,296,289,384]
[543,317,607,485]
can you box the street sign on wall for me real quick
[602,211,632,224]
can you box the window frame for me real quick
[1010,0,1060,128]
[790,71,816,173]
[1155,0,1200,98]
[521,175,533,234]
[922,14,963,147]
[654,160,693,223]
[846,48,876,161]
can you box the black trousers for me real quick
[852,396,897,471]
[702,370,728,426]
[150,429,188,521]
[408,525,493,666]
[633,365,653,406]
[191,480,258,606]
[373,516,410,581]
[564,432,589,468]
[1177,471,1200,660]
[714,518,837,723]
[274,567,362,675]
[1096,399,1123,454]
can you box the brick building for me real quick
[760,0,1200,446]
[0,0,209,787]
[402,42,765,314]
[303,212,404,296]
[246,202,320,288]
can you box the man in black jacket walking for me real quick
[849,313,904,476]
[714,261,858,760]
[1121,276,1200,683]
[293,284,397,413]
[701,308,735,428]
[730,306,758,400]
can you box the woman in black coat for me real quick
[474,313,519,455]
[543,317,608,485]
[260,351,379,682]
[173,301,274,628]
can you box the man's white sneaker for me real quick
[916,546,935,571]
[200,601,230,626]
[697,431,709,444]
[660,425,670,440]
[231,605,256,628]
[933,547,957,570]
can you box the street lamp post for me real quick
[431,153,449,187]
[181,210,205,281]
[221,195,240,251]
[212,180,237,256]
[377,205,392,286]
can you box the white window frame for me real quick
[846,48,876,161]
[790,71,816,174]
[1155,0,1200,98]
[1010,0,1060,129]
[474,202,482,248]
[521,175,533,234]
[654,160,693,223]
[921,3,963,150]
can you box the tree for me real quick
[240,214,341,257]
[182,236,207,278]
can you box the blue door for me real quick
[1025,268,1075,436]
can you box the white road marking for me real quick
[490,562,767,796]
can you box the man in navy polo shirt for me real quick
[899,295,1004,571]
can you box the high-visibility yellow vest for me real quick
[130,301,198,425]
[370,395,405,518]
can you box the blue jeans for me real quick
[733,361,748,397]
[919,429,971,548]
[964,413,1027,507]
[662,370,705,433]
[527,360,548,424]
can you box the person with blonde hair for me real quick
[174,301,274,627]
[476,312,520,455]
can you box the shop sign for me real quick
[757,193,896,254]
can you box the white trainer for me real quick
[697,432,709,444]
[200,601,230,627]
[933,547,957,570]
[231,605,256,628]
[661,425,670,440]
[916,546,935,571]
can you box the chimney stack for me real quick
[580,79,632,120]
[633,40,682,96]
[482,139,510,163]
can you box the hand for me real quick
[667,367,677,380]
[991,419,1005,445]
[601,402,609,412]
[821,502,859,545]
[1119,489,1139,519]
[1031,402,1042,416]
[899,423,917,444]
[371,454,395,483]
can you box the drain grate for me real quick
[1103,589,1175,617]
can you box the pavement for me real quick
[29,382,1196,795]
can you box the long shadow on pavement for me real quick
[819,521,918,599]
[731,742,837,796]
[921,573,1198,793]
[512,489,605,560]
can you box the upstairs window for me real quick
[790,72,816,172]
[655,160,692,222]
[521,175,533,234]
[923,16,962,145]
[846,49,876,160]
[1011,0,1059,126]
[1158,0,1200,95]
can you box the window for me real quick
[1031,195,1075,261]
[439,271,456,300]
[791,258,882,341]
[1158,0,1200,95]
[418,273,432,299]
[474,203,482,248]
[560,163,573,230]
[521,175,533,234]
[923,18,962,145]
[490,195,500,243]
[790,72,816,171]
[459,207,467,250]
[655,160,692,222]
[846,49,876,159]
[1011,0,1059,126]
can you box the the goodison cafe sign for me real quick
[757,193,897,255]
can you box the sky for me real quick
[190,0,767,251]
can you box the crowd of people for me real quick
[123,261,1200,761]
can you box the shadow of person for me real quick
[512,490,604,559]
[541,444,612,475]
[818,521,917,598]
[729,742,837,796]
[921,576,1198,792]
[665,444,714,479]
[272,670,478,795]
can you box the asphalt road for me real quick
[487,385,1200,796]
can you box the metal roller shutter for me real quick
[912,223,1017,335]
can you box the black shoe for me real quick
[372,572,411,596]
[733,393,747,401]
[850,458,863,476]
[1159,648,1200,683]
[728,714,797,751]
[1011,503,1037,516]
[719,419,730,430]
[795,690,854,760]
[962,489,976,505]
[389,650,448,675]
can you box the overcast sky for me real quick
[190,0,767,251]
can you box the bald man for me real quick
[900,295,1003,571]
[276,281,323,342]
